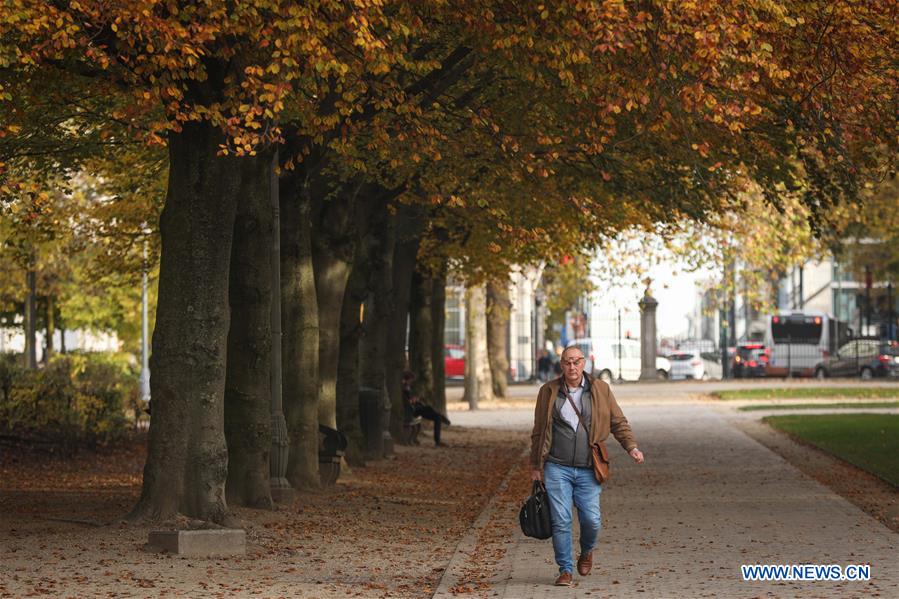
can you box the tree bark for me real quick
[336,258,367,466]
[385,207,425,440]
[430,269,447,414]
[464,283,493,409]
[312,191,357,429]
[224,147,274,509]
[24,267,36,369]
[131,120,244,523]
[312,253,350,429]
[279,168,320,490]
[45,295,55,360]
[486,277,511,398]
[359,207,394,458]
[409,268,434,404]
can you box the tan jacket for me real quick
[529,375,638,470]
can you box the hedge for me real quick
[0,352,140,452]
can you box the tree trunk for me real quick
[359,207,394,458]
[24,268,36,369]
[45,295,55,360]
[385,207,424,440]
[336,259,366,466]
[464,283,493,409]
[131,120,244,523]
[486,277,510,398]
[409,268,434,404]
[279,169,320,490]
[312,191,357,430]
[312,253,350,429]
[224,147,274,510]
[335,195,388,466]
[430,269,447,414]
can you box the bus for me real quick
[763,311,850,377]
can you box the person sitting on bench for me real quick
[402,370,451,447]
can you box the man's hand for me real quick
[629,447,644,464]
[530,469,543,482]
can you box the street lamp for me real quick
[140,226,151,403]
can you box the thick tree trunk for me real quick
[385,207,424,440]
[335,196,388,466]
[24,268,36,369]
[409,268,434,404]
[279,170,320,490]
[45,295,54,360]
[224,148,274,509]
[464,283,493,409]
[359,208,394,458]
[486,277,511,398]
[430,270,447,414]
[312,253,350,429]
[336,259,366,466]
[131,120,243,523]
[312,191,357,430]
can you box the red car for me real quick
[445,344,465,378]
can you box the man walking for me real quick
[529,345,644,586]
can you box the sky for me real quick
[589,251,719,340]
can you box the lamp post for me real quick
[865,266,872,335]
[269,148,294,502]
[888,282,895,341]
[140,238,150,402]
[617,307,623,382]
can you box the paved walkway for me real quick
[436,399,898,598]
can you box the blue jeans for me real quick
[543,461,602,574]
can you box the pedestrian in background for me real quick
[402,371,451,447]
[537,349,553,382]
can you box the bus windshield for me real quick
[771,316,823,344]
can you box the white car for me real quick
[569,337,670,382]
[667,351,722,380]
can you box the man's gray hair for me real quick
[561,344,585,358]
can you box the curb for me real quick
[432,446,528,598]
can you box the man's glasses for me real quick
[561,358,584,367]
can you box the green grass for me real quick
[713,387,899,401]
[739,401,899,411]
[763,414,899,486]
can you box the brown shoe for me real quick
[554,571,573,586]
[577,552,593,576]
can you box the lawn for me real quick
[763,414,899,486]
[713,387,899,401]
[739,401,899,411]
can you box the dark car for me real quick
[732,343,768,378]
[815,339,899,379]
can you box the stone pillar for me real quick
[638,291,659,381]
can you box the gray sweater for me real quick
[544,388,593,468]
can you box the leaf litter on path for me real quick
[0,426,525,598]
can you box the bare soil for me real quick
[0,424,525,598]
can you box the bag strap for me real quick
[561,385,590,433]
